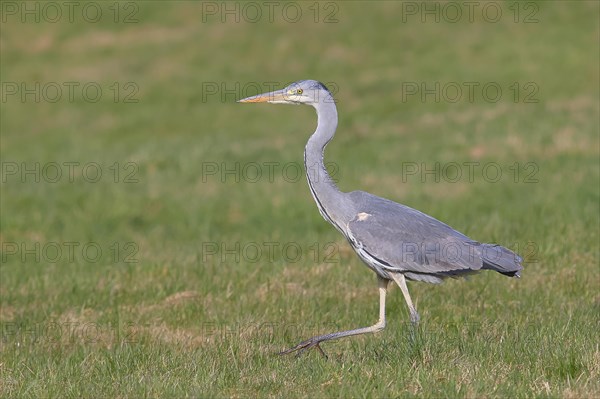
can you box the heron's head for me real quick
[238,80,332,106]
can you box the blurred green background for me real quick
[1,1,598,397]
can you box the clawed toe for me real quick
[278,338,328,358]
[410,311,420,325]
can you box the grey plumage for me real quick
[239,79,523,356]
[346,190,522,282]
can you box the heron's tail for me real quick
[481,244,523,277]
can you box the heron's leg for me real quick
[390,273,420,324]
[279,276,389,357]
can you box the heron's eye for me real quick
[297,89,303,95]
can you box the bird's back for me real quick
[342,191,522,282]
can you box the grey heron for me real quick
[239,80,523,357]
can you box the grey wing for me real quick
[345,191,486,282]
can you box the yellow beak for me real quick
[238,89,288,103]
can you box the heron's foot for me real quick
[278,337,328,359]
[410,310,420,325]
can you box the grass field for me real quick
[1,1,599,397]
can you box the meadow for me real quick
[1,1,599,397]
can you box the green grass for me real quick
[1,1,599,397]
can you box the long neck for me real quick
[304,98,351,229]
